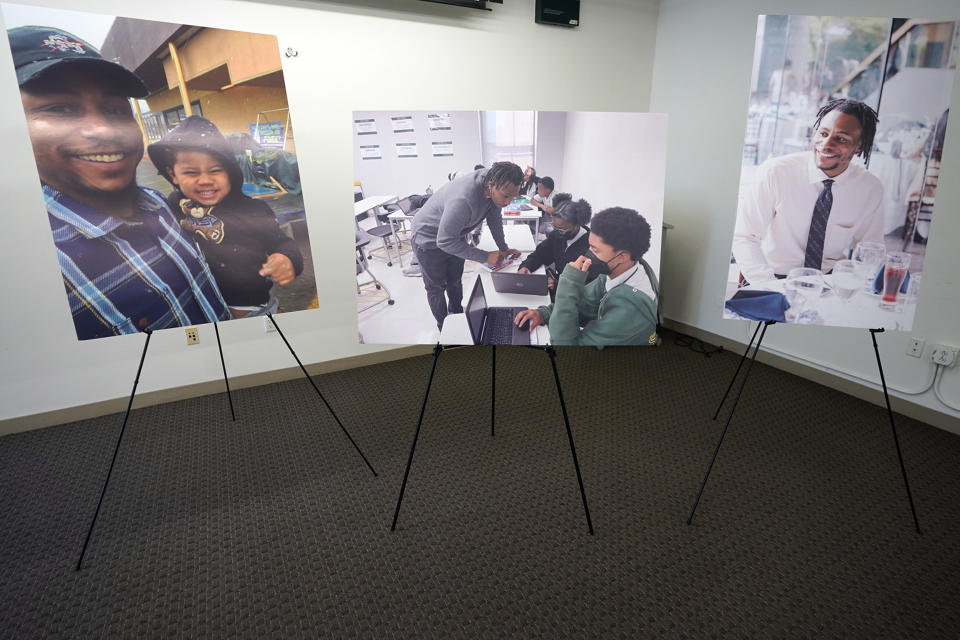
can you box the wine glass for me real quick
[852,241,886,293]
[832,260,861,304]
[785,267,824,323]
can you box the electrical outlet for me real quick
[906,337,925,358]
[931,345,958,367]
[184,327,199,345]
[263,316,276,333]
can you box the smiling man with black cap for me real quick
[8,26,230,339]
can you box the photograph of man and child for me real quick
[2,4,316,340]
[724,14,956,330]
[353,110,667,347]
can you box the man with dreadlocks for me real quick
[411,161,524,329]
[733,98,884,283]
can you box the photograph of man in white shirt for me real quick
[732,98,883,283]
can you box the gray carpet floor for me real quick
[2,331,959,638]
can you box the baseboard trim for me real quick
[663,319,960,436]
[7,327,957,438]
[0,345,432,437]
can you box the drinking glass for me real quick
[879,251,911,311]
[852,241,886,293]
[906,273,922,306]
[832,260,861,304]
[785,267,824,323]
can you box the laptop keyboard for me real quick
[484,308,523,344]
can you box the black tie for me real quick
[803,179,834,270]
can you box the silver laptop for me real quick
[491,271,549,296]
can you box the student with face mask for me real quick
[516,194,606,298]
[514,207,658,346]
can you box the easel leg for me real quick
[713,321,763,420]
[491,345,496,437]
[545,346,594,535]
[213,322,236,421]
[392,343,443,531]
[267,313,377,476]
[869,329,922,534]
[76,329,153,571]
[688,321,772,525]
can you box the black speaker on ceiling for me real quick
[535,0,580,28]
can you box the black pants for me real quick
[415,245,465,328]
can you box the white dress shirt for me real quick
[603,263,655,299]
[533,191,555,209]
[732,151,883,282]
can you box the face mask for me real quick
[586,249,624,270]
[559,226,579,240]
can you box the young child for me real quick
[148,116,303,318]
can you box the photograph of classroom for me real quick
[2,4,317,340]
[724,15,956,331]
[2,0,960,638]
[353,109,666,346]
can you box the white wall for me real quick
[534,110,567,185]
[559,112,668,276]
[0,0,661,430]
[352,110,482,197]
[649,0,960,430]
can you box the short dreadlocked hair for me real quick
[813,99,879,164]
[590,207,651,261]
[483,161,523,189]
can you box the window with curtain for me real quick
[480,110,536,170]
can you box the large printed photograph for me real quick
[2,4,317,340]
[724,15,957,330]
[353,110,667,347]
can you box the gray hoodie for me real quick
[411,169,507,262]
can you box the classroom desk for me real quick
[440,229,551,345]
[501,207,542,237]
[354,195,398,217]
[355,194,399,265]
[478,223,538,253]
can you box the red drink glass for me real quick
[880,251,911,311]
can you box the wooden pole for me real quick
[168,42,192,116]
[130,98,150,150]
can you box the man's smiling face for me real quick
[812,109,863,178]
[20,67,143,199]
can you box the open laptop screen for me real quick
[464,277,487,345]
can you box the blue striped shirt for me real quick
[45,185,231,340]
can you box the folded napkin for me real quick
[725,289,789,322]
[872,267,911,295]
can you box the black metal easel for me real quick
[266,313,377,477]
[391,343,594,534]
[76,323,247,569]
[76,316,379,570]
[77,329,153,571]
[213,322,236,421]
[869,328,921,533]
[687,322,921,533]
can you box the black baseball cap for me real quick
[8,25,147,97]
